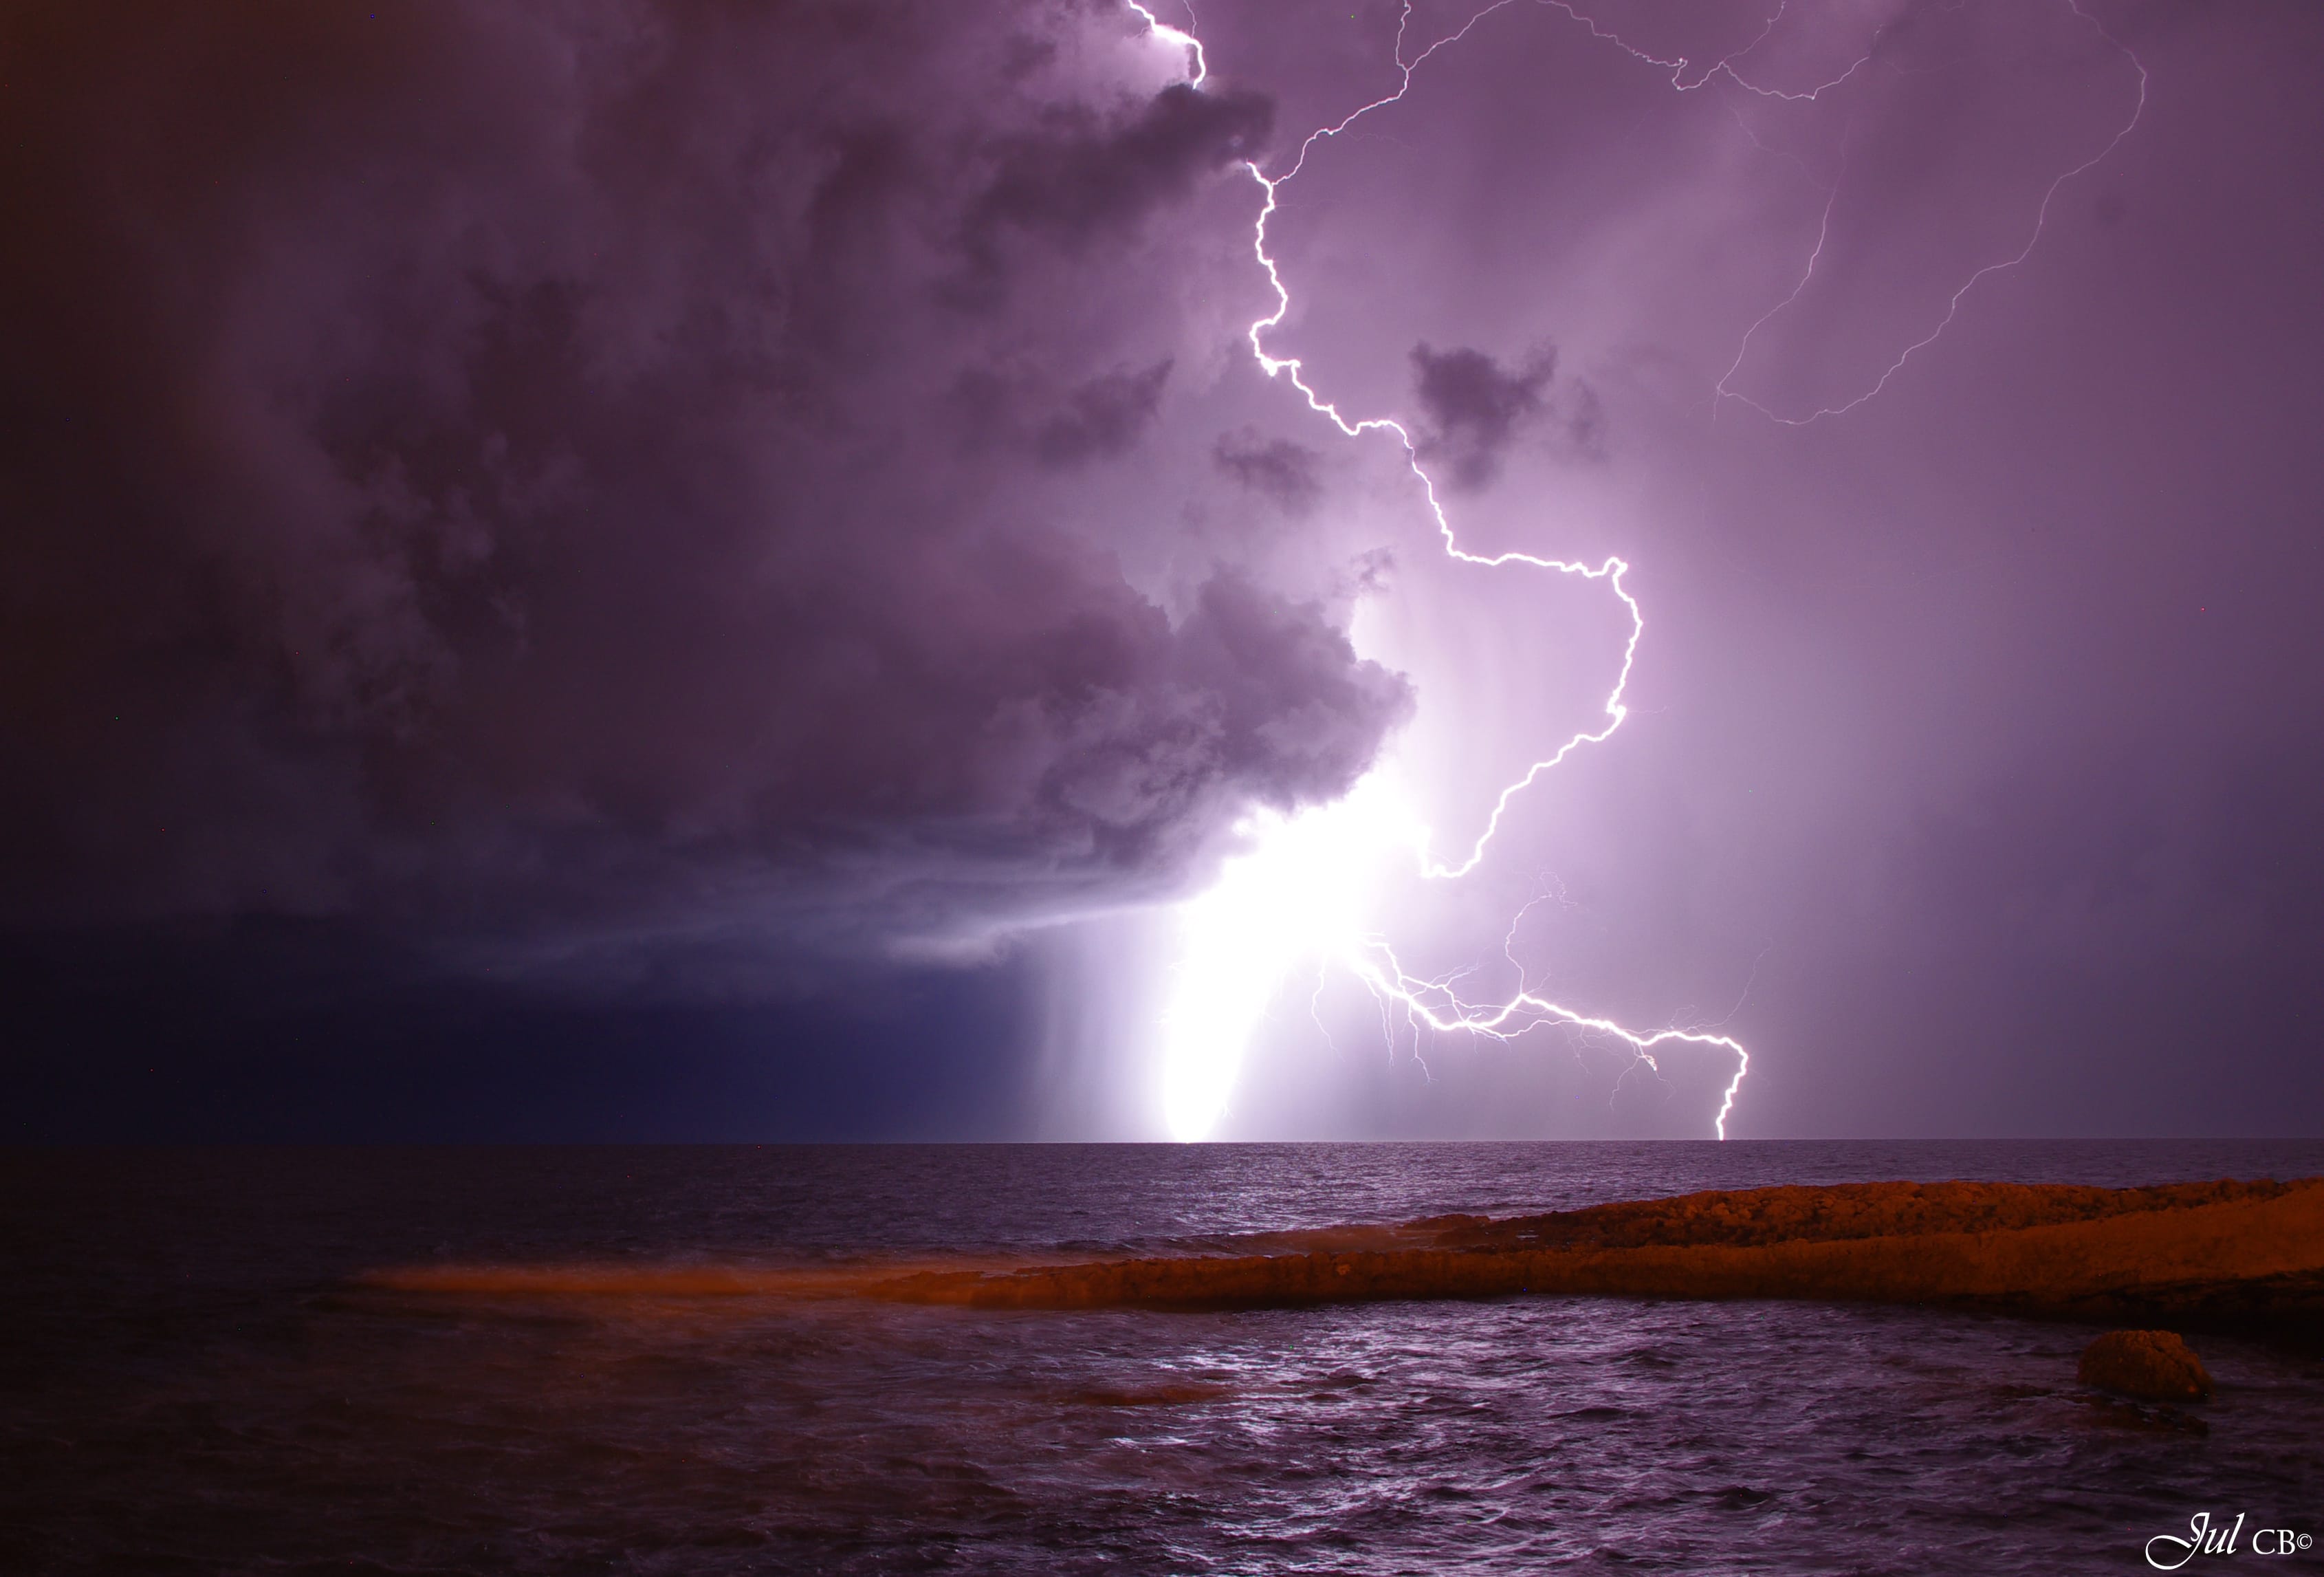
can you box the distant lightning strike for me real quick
[1134,0,2143,1140]
[1715,0,2151,425]
[1348,936,1754,1144]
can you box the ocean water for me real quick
[3,1141,2320,1575]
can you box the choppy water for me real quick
[3,1142,2321,1574]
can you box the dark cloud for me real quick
[969,81,1275,250]
[1560,380,1608,464]
[1212,429,1325,514]
[1409,342,1594,489]
[952,80,1273,307]
[0,0,1401,977]
[1409,342,1553,489]
[1034,360,1174,467]
[945,358,1176,468]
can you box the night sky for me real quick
[4,0,2319,1141]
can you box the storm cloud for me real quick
[9,0,2323,1142]
[1407,342,1599,490]
[0,0,1406,968]
[1212,429,1326,515]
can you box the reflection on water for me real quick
[3,1142,2321,1574]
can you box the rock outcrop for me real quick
[859,1177,2324,1338]
[2079,1329,2214,1400]
[363,1177,2324,1345]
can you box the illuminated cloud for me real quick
[0,1,1401,969]
[4,0,2321,1143]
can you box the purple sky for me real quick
[3,0,2319,1140]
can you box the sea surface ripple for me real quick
[3,1141,2320,1574]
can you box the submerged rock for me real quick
[2079,1329,2213,1401]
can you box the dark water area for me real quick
[3,1141,2321,1574]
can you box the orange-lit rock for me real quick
[360,1178,2324,1344]
[861,1177,2324,1336]
[2078,1330,2214,1401]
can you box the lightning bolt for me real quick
[1241,135,1643,882]
[1712,1,2151,425]
[1134,0,2144,1141]
[1128,0,1208,87]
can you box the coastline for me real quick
[356,1175,2324,1347]
[859,1178,2324,1340]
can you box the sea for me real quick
[3,1141,2320,1575]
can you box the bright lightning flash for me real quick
[1158,780,1422,1141]
[1126,2,1207,88]
[1133,0,2140,1141]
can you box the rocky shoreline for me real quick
[361,1177,2324,1346]
[860,1177,2324,1341]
